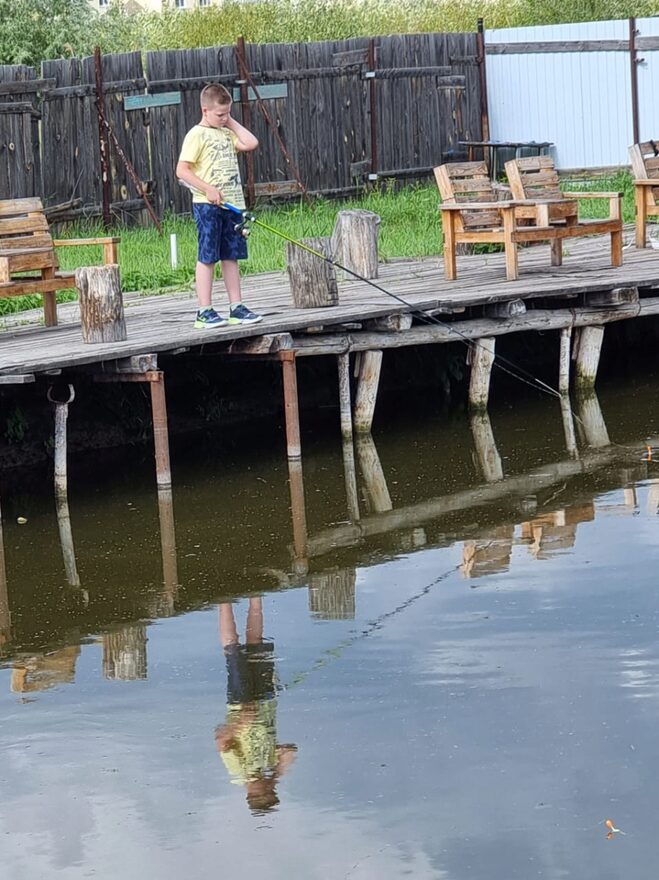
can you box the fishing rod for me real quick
[219,200,565,403]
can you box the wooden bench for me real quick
[0,198,120,327]
[505,156,623,268]
[629,140,659,248]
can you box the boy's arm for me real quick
[225,116,259,152]
[176,160,223,206]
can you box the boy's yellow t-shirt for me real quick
[220,700,278,785]
[178,124,246,209]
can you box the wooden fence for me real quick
[0,32,483,221]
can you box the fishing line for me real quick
[221,201,564,403]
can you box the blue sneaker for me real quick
[228,303,263,325]
[194,307,227,329]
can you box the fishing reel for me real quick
[233,209,257,239]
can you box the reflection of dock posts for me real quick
[156,487,178,616]
[355,433,392,512]
[279,351,308,574]
[102,624,148,681]
[470,412,503,482]
[575,391,610,448]
[48,383,81,587]
[354,350,383,433]
[337,353,360,521]
[575,326,604,392]
[94,358,172,489]
[308,567,356,620]
[468,338,495,412]
[0,498,9,648]
[560,396,579,459]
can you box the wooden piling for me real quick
[149,372,172,489]
[0,498,9,648]
[470,413,503,482]
[50,384,80,588]
[280,351,302,459]
[288,457,308,576]
[76,264,126,344]
[559,327,572,395]
[356,433,392,513]
[576,391,610,448]
[331,209,380,280]
[354,350,383,433]
[468,338,496,412]
[575,325,605,391]
[287,237,338,308]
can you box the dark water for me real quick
[2,377,659,879]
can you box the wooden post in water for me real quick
[354,350,383,433]
[288,458,308,576]
[560,395,579,460]
[468,338,496,412]
[49,383,81,588]
[559,327,572,395]
[155,487,178,617]
[470,413,503,482]
[280,351,301,459]
[76,265,126,344]
[337,353,360,520]
[576,391,610,448]
[356,433,392,513]
[150,372,172,489]
[331,209,380,280]
[0,497,9,649]
[574,325,605,392]
[287,237,338,308]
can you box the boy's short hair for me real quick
[200,83,232,108]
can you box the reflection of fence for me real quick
[0,33,482,216]
[102,624,148,681]
[308,568,356,620]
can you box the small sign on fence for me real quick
[124,92,182,111]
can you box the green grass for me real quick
[0,171,638,318]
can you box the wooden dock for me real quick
[2,230,659,377]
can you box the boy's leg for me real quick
[196,261,216,309]
[219,603,240,650]
[220,259,242,307]
[245,597,264,645]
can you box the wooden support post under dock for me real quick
[575,326,605,392]
[470,413,503,482]
[280,351,302,459]
[559,327,572,395]
[469,338,496,412]
[149,372,172,489]
[576,391,610,448]
[356,434,392,513]
[560,396,579,460]
[288,458,309,576]
[0,497,9,647]
[354,350,383,433]
[337,353,360,521]
[49,383,81,588]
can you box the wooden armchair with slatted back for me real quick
[434,161,560,281]
[505,156,623,268]
[629,140,659,248]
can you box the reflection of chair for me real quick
[434,161,562,281]
[505,157,623,268]
[629,140,659,247]
[11,646,80,693]
[461,526,514,579]
[521,503,594,559]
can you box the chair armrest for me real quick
[632,179,659,186]
[562,191,623,199]
[440,201,518,211]
[53,237,121,247]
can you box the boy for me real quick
[176,83,262,329]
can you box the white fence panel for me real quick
[486,20,633,169]
[637,17,659,145]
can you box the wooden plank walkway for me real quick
[2,231,659,376]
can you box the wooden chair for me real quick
[434,161,564,281]
[629,140,659,248]
[505,156,623,268]
[0,197,120,327]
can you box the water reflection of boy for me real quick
[215,599,297,814]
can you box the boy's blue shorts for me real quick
[193,203,248,264]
